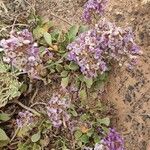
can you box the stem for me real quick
[30,87,39,104]
[30,102,47,108]
[50,13,72,26]
[10,127,19,143]
[14,101,41,116]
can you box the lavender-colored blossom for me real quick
[82,0,109,22]
[67,18,141,77]
[16,111,34,128]
[46,93,71,128]
[102,128,124,150]
[84,143,104,150]
[0,29,47,79]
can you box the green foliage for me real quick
[31,131,41,143]
[0,72,22,108]
[96,117,110,126]
[0,113,10,122]
[43,32,52,45]
[67,25,79,42]
[61,76,69,88]
[0,128,10,147]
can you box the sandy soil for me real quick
[35,0,150,150]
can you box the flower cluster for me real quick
[16,111,34,128]
[102,128,124,150]
[84,143,104,150]
[46,93,71,128]
[0,29,47,79]
[82,0,109,22]
[67,18,141,77]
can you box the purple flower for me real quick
[0,29,44,79]
[82,0,109,23]
[16,111,34,128]
[46,93,71,128]
[67,18,141,77]
[102,128,125,150]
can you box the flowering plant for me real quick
[82,0,109,23]
[46,92,71,128]
[0,29,47,79]
[67,18,141,77]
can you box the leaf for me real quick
[61,76,69,88]
[0,113,10,121]
[43,32,52,45]
[61,71,69,77]
[68,25,79,42]
[74,130,82,140]
[84,77,93,88]
[20,84,27,93]
[0,61,10,73]
[80,134,89,144]
[69,107,78,117]
[56,64,63,72]
[69,62,79,71]
[51,29,61,41]
[87,128,94,137]
[93,133,100,144]
[99,73,108,81]
[97,117,110,126]
[31,131,41,143]
[33,26,45,39]
[78,25,88,34]
[79,89,87,104]
[80,114,90,121]
[32,143,41,150]
[0,128,10,147]
[17,126,31,137]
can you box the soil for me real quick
[35,0,150,150]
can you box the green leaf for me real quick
[87,129,94,137]
[0,128,9,141]
[69,62,79,71]
[68,25,79,42]
[51,29,60,41]
[79,89,87,105]
[84,77,93,88]
[97,117,110,126]
[43,32,52,45]
[17,126,32,138]
[0,113,10,121]
[0,61,10,73]
[31,131,41,143]
[61,76,69,88]
[74,130,82,140]
[78,25,88,34]
[20,84,27,93]
[93,133,100,144]
[33,143,41,150]
[99,73,108,81]
[0,128,10,147]
[69,108,78,117]
[80,134,89,144]
[61,71,69,77]
[33,26,45,39]
[55,64,63,72]
[80,114,90,121]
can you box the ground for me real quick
[0,0,150,149]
